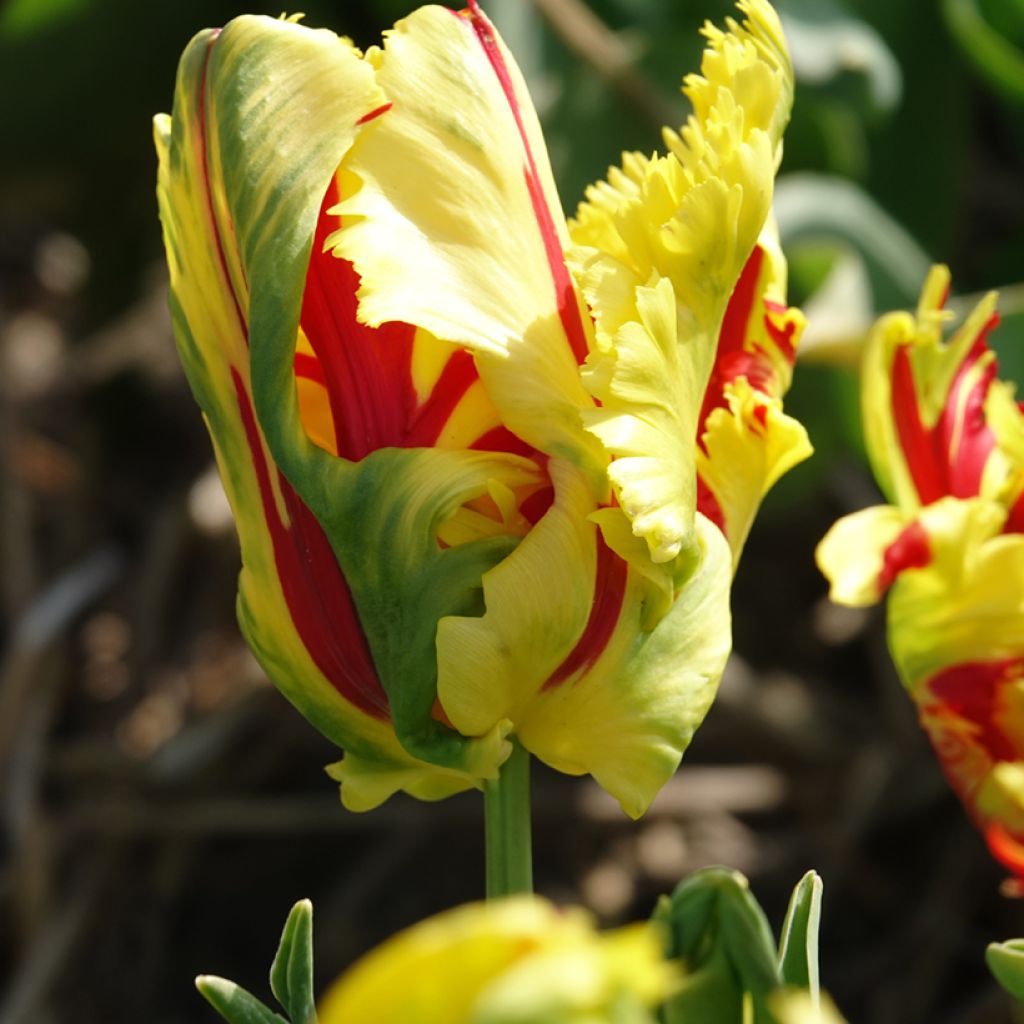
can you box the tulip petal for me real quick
[862,264,1007,511]
[155,15,513,805]
[569,0,796,563]
[884,505,1024,873]
[815,504,918,607]
[886,498,1024,695]
[297,176,513,460]
[518,512,732,818]
[329,4,604,479]
[436,459,599,738]
[697,231,811,561]
[439,473,732,818]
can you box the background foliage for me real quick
[1,1,1023,1021]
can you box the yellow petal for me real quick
[699,378,812,566]
[887,497,1023,696]
[330,4,602,478]
[580,274,705,563]
[815,504,908,607]
[436,458,597,739]
[568,0,796,562]
[516,512,731,819]
[440,453,731,818]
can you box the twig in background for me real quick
[529,0,682,132]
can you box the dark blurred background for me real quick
[2,0,1024,1021]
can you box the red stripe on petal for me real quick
[764,305,798,362]
[294,351,326,386]
[986,823,1024,881]
[891,345,946,504]
[891,314,1001,504]
[542,531,628,691]
[404,349,478,446]
[928,657,1024,765]
[941,321,999,497]
[698,247,768,450]
[718,246,763,367]
[471,425,536,458]
[1006,489,1024,535]
[301,179,418,460]
[464,4,590,365]
[357,101,393,125]
[876,518,930,593]
[697,473,726,535]
[519,485,554,526]
[232,368,389,720]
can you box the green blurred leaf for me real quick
[988,308,1024,387]
[987,939,1024,1002]
[269,900,317,1024]
[779,0,902,113]
[776,872,823,998]
[196,976,289,1024]
[775,174,932,311]
[0,0,89,37]
[943,0,1024,103]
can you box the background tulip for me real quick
[817,266,1024,880]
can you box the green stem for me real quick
[484,738,533,899]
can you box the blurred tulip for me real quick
[317,897,669,1024]
[817,265,1024,878]
[155,0,806,817]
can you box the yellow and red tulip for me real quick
[155,0,807,818]
[817,265,1024,878]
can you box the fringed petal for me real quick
[568,0,796,563]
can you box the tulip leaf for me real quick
[774,174,933,313]
[269,900,317,1024]
[653,867,782,1024]
[941,0,1024,104]
[987,939,1024,1003]
[197,901,321,1024]
[776,871,823,997]
[779,0,901,113]
[196,976,289,1024]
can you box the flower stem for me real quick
[484,738,533,898]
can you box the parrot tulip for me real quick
[817,265,1024,879]
[155,0,807,818]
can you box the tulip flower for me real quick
[155,0,806,824]
[316,897,669,1024]
[817,265,1024,879]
